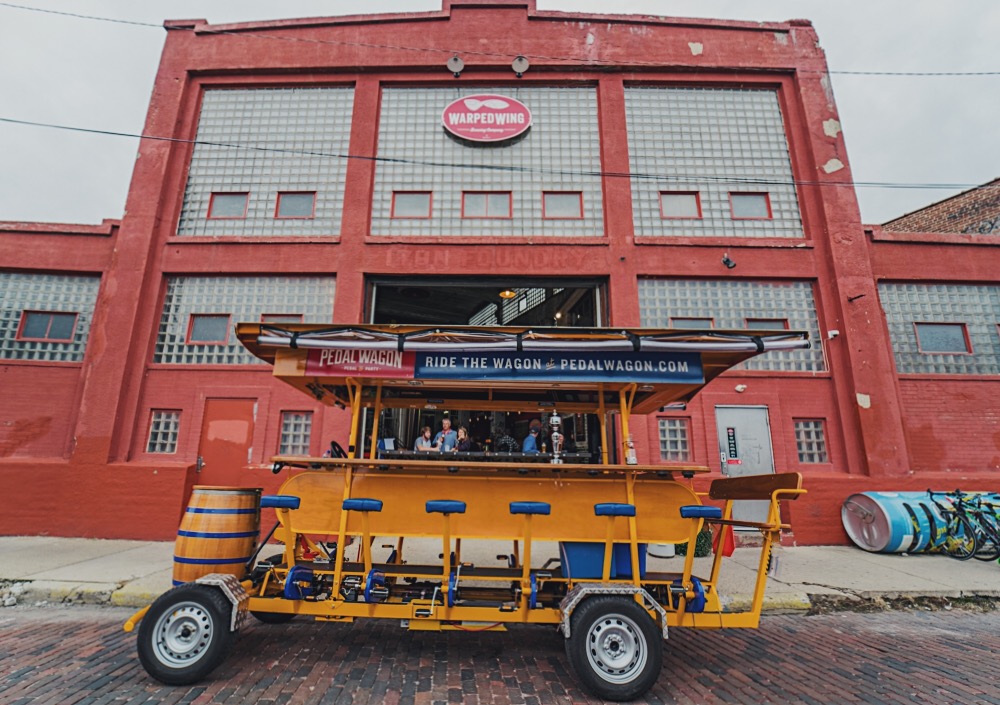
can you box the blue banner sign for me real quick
[414,351,703,384]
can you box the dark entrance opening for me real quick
[362,276,607,459]
[368,276,606,327]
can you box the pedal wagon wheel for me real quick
[564,596,663,701]
[137,584,235,685]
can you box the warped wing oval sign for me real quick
[441,94,532,143]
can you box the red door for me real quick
[196,399,256,487]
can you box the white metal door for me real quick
[715,406,775,526]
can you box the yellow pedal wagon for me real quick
[126,325,806,701]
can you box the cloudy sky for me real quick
[0,0,996,226]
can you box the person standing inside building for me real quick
[493,426,518,453]
[453,426,475,452]
[522,426,540,454]
[434,417,458,452]
[413,426,435,452]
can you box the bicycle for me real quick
[927,490,977,560]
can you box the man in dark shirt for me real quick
[493,426,519,453]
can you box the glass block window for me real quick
[392,192,432,218]
[658,418,691,461]
[794,419,829,464]
[915,323,970,353]
[154,276,336,365]
[208,193,248,219]
[542,192,583,219]
[730,193,772,219]
[639,279,825,372]
[279,411,313,456]
[372,86,603,237]
[660,192,701,219]
[671,317,713,330]
[463,192,512,219]
[187,315,230,344]
[878,283,1000,374]
[146,410,180,454]
[625,87,803,239]
[276,192,316,219]
[18,311,77,341]
[176,87,354,237]
[0,272,100,362]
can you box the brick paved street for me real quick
[1,606,999,704]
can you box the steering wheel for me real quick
[329,440,348,458]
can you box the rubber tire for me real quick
[973,527,1000,562]
[564,596,663,701]
[944,515,977,561]
[137,584,235,685]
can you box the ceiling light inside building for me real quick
[499,289,517,299]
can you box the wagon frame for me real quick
[126,324,807,700]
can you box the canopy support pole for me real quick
[369,381,383,459]
[598,384,609,466]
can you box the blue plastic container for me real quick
[559,542,647,579]
[842,492,947,553]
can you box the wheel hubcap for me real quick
[152,601,214,667]
[586,613,647,684]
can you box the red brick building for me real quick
[2,0,998,544]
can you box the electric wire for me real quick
[1,115,994,193]
[1,1,998,77]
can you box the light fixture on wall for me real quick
[447,56,465,78]
[722,254,737,269]
[512,55,530,78]
[499,288,517,299]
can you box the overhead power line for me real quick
[1,1,998,77]
[1,115,993,193]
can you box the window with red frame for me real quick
[391,191,432,218]
[17,311,78,341]
[745,318,789,331]
[187,314,231,345]
[542,192,583,219]
[729,192,772,219]
[275,192,316,219]
[462,192,512,219]
[659,192,702,219]
[670,317,713,330]
[658,417,691,462]
[915,322,971,354]
[208,192,249,219]
[794,419,829,464]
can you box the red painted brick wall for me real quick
[2,3,998,545]
[899,379,1000,473]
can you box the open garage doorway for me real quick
[361,276,607,458]
[367,276,607,328]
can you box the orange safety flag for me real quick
[714,523,736,557]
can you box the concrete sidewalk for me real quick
[1,535,998,611]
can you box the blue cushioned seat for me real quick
[594,503,636,517]
[343,498,384,513]
[425,500,466,515]
[679,505,723,520]
[509,501,551,516]
[261,495,301,510]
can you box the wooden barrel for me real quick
[173,487,261,585]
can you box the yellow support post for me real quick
[598,384,609,465]
[369,381,383,459]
